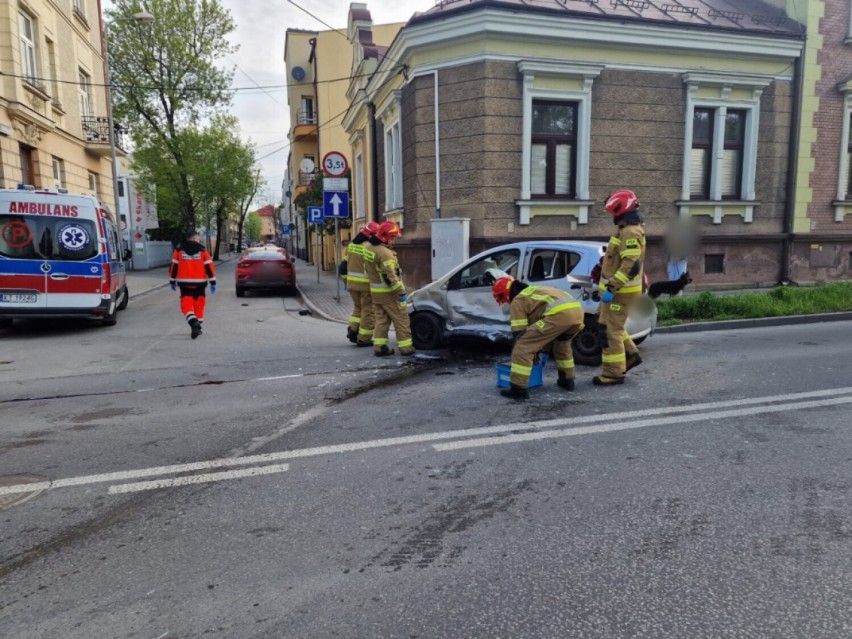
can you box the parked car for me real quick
[406,240,657,365]
[235,249,296,297]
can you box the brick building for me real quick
[342,0,820,289]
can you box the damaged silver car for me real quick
[406,240,657,365]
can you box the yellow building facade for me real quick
[0,0,117,205]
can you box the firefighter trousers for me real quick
[510,312,584,387]
[598,292,639,378]
[348,289,374,343]
[373,299,414,354]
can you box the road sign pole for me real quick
[316,228,320,284]
[334,219,340,302]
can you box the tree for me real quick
[107,0,237,231]
[236,169,263,253]
[244,211,261,242]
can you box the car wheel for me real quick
[633,335,647,346]
[0,318,13,329]
[410,312,444,350]
[116,285,129,311]
[236,286,246,298]
[572,316,602,367]
[102,300,118,326]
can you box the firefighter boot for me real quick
[625,352,643,372]
[190,318,202,340]
[556,371,575,392]
[500,384,529,400]
[346,328,358,343]
[593,375,624,386]
[374,346,395,357]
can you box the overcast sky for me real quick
[223,0,433,201]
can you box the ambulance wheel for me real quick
[572,318,602,367]
[116,286,129,311]
[102,302,118,326]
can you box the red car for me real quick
[235,248,296,297]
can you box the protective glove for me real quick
[398,293,408,303]
[210,284,217,295]
[170,282,177,291]
[601,289,615,304]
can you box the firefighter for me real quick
[492,277,584,400]
[344,221,380,346]
[168,230,216,339]
[363,221,415,357]
[594,189,646,385]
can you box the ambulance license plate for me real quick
[0,294,37,303]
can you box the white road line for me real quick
[108,464,290,494]
[434,395,852,451]
[254,374,304,382]
[3,386,852,497]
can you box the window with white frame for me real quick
[354,152,365,219]
[73,0,85,18]
[690,107,746,200]
[517,61,600,224]
[681,74,767,206]
[88,171,99,198]
[79,70,92,118]
[18,12,38,83]
[384,118,402,211]
[531,100,578,198]
[52,157,65,189]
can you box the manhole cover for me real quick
[0,475,48,511]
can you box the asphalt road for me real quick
[2,260,852,638]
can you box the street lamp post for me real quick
[102,10,154,267]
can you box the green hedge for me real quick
[655,282,852,325]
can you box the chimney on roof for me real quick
[348,2,374,43]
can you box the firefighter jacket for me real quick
[345,242,370,292]
[600,212,646,295]
[509,285,581,332]
[364,242,404,303]
[169,240,216,288]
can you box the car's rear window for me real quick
[248,251,286,261]
[0,214,99,261]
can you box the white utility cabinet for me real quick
[431,217,470,280]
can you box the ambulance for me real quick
[0,186,129,328]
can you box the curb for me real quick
[295,283,349,324]
[655,311,852,334]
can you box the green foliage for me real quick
[656,282,852,325]
[244,211,261,240]
[107,0,238,229]
[292,171,351,235]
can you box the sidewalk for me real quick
[293,257,352,324]
[125,253,238,300]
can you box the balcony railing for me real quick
[297,111,317,125]
[299,170,318,186]
[81,115,126,151]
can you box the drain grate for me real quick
[0,475,48,511]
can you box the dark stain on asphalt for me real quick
[634,497,710,560]
[363,480,534,572]
[0,439,47,451]
[70,407,139,423]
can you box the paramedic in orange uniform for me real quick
[168,230,216,339]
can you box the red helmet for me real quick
[492,277,514,305]
[360,221,380,238]
[604,189,639,216]
[376,221,402,244]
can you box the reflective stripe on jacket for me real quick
[364,243,404,302]
[345,243,370,291]
[601,222,645,295]
[509,285,581,330]
[168,243,216,287]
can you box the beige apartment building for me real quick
[0,0,117,204]
[283,6,402,269]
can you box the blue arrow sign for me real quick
[323,191,349,219]
[307,206,324,224]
